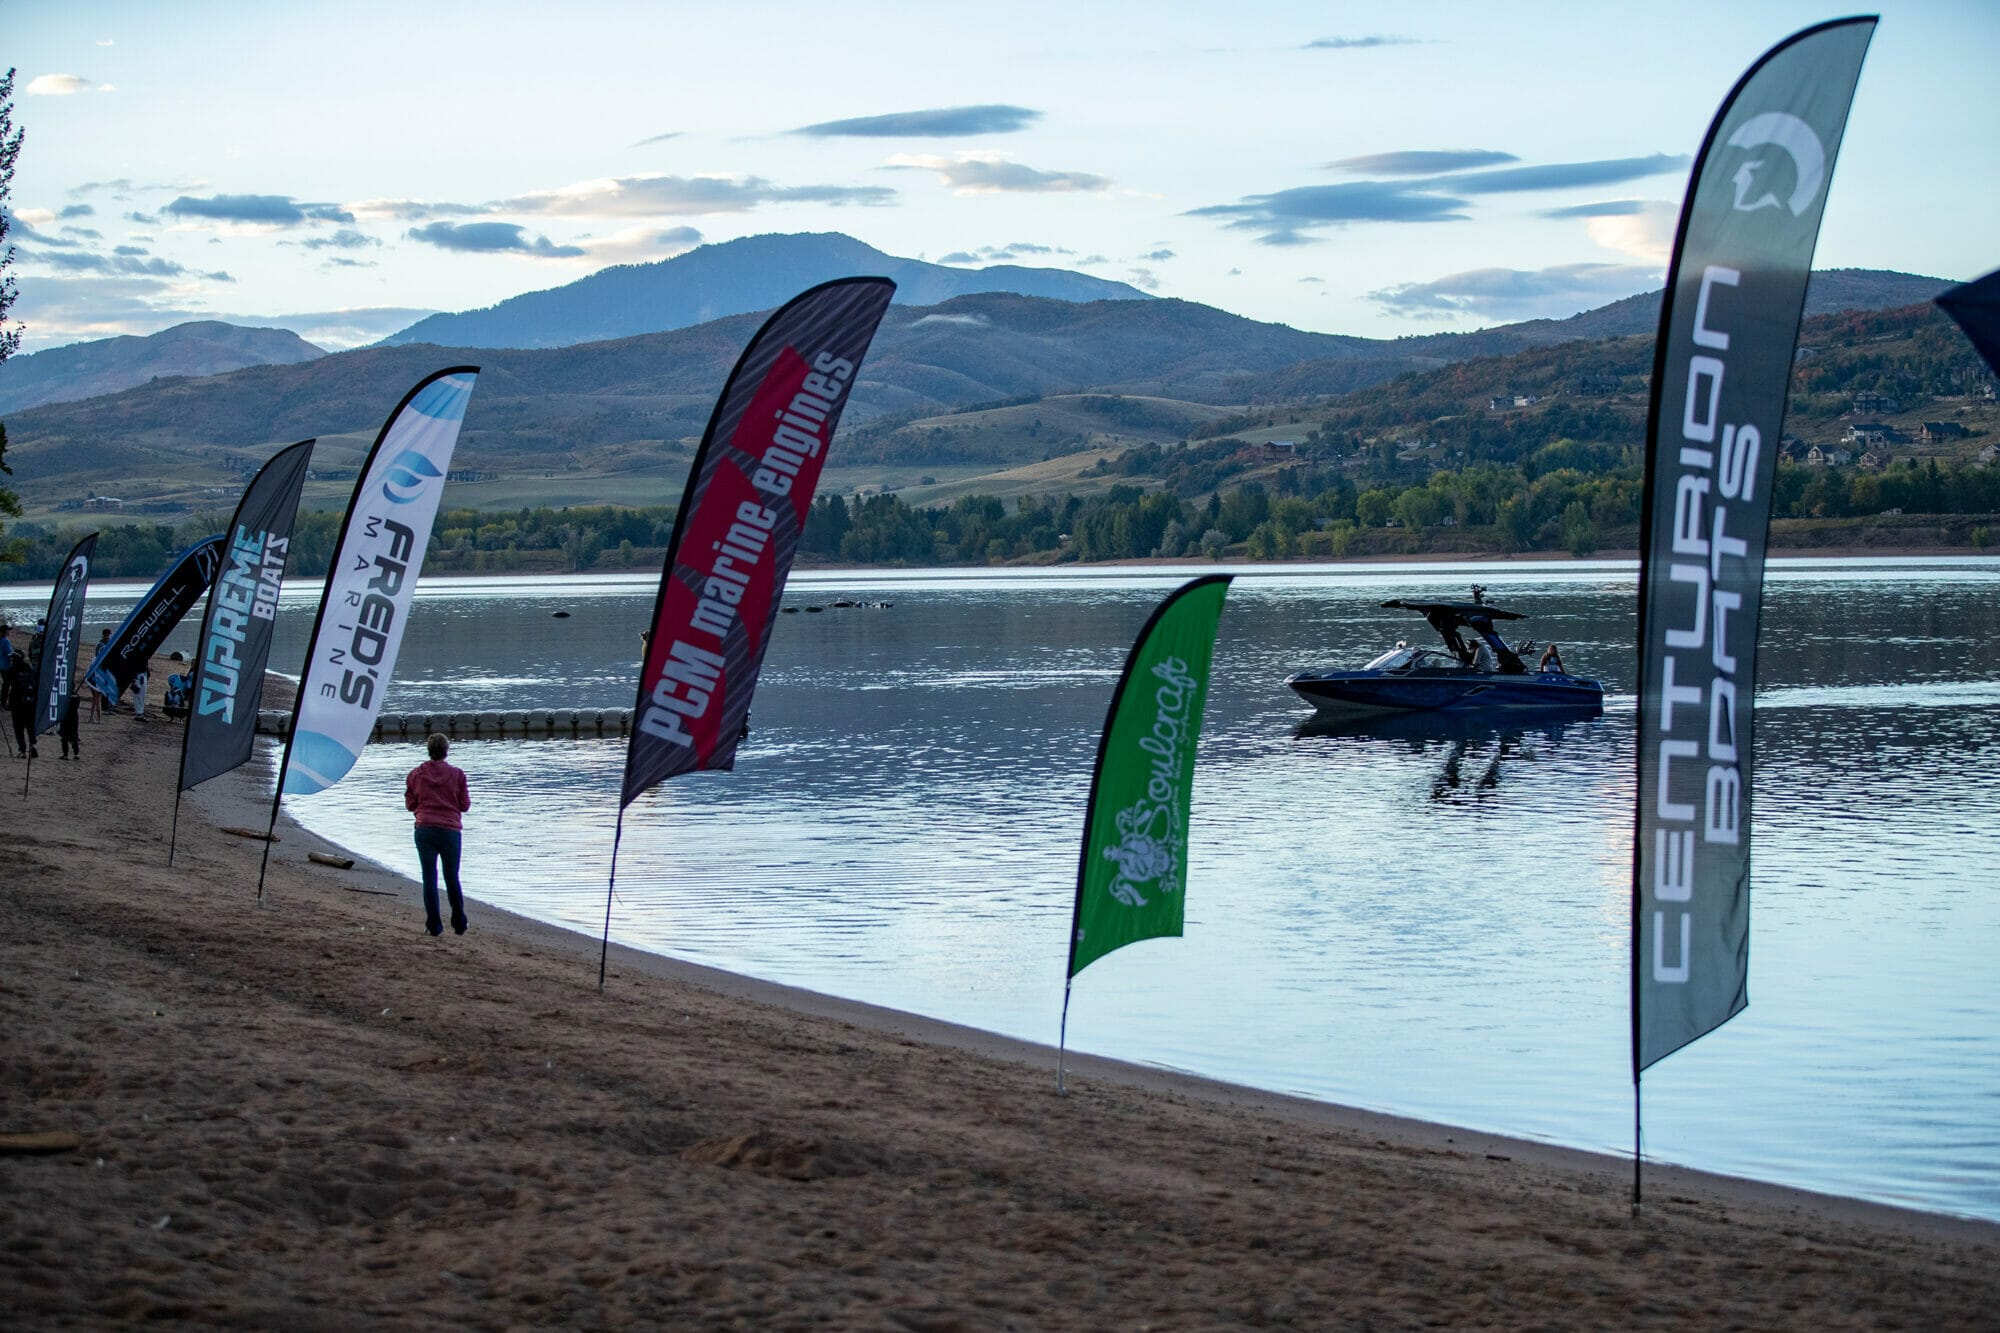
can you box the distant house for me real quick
[1487,395,1512,411]
[1979,443,2000,464]
[1858,450,1888,470]
[1918,421,1968,442]
[1573,372,1621,395]
[1779,434,1809,460]
[1512,394,1539,408]
[1842,423,1900,447]
[1261,440,1297,456]
[1852,391,1903,415]
[1806,445,1854,468]
[82,496,124,511]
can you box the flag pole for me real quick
[598,811,627,992]
[1057,980,1073,1096]
[169,789,184,866]
[1632,1075,1643,1213]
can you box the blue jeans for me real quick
[414,825,466,935]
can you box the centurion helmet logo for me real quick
[1725,112,1826,216]
[381,450,443,505]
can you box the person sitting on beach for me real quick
[1538,643,1567,674]
[405,732,472,937]
[163,672,192,719]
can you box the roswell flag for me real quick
[1935,269,2000,379]
[620,277,894,807]
[32,532,99,740]
[1633,18,1874,1072]
[1067,575,1231,978]
[282,369,478,796]
[86,534,225,703]
[179,439,315,791]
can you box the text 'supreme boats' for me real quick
[1285,589,1604,718]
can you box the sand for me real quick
[4,638,1998,1329]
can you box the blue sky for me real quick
[5,0,1996,354]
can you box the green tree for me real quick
[0,70,24,566]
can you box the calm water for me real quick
[11,559,1999,1221]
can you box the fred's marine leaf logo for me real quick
[1725,112,1825,216]
[381,450,443,505]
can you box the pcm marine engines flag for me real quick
[1632,18,1874,1073]
[619,277,895,807]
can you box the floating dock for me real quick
[256,709,634,743]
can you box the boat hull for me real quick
[1285,668,1604,718]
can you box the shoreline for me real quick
[7,643,1999,1324]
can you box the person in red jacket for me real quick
[405,732,472,936]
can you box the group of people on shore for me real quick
[1,621,191,760]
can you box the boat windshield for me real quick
[1364,646,1422,671]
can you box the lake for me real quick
[9,558,1999,1221]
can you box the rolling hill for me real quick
[377,232,1154,350]
[0,321,326,416]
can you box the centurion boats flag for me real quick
[169,438,315,862]
[1935,269,2000,380]
[86,534,225,705]
[1631,17,1874,1187]
[1059,574,1231,1090]
[600,276,895,985]
[254,370,479,899]
[22,532,97,794]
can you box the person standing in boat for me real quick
[405,732,472,937]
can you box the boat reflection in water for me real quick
[1293,706,1607,803]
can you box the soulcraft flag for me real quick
[282,369,478,796]
[178,439,315,791]
[620,277,894,808]
[1067,575,1231,979]
[1935,269,2000,379]
[86,534,225,702]
[1633,18,1874,1072]
[32,532,98,740]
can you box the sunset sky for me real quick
[6,0,1996,353]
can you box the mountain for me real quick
[0,321,326,416]
[377,232,1154,350]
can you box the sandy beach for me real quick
[4,639,1998,1328]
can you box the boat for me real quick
[1285,587,1604,718]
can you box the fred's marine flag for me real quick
[619,277,894,809]
[177,439,315,793]
[1935,269,2000,380]
[32,532,98,743]
[87,535,225,703]
[1632,18,1874,1075]
[281,369,478,799]
[1067,575,1231,979]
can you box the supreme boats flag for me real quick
[1633,19,1874,1075]
[1066,576,1232,981]
[619,277,894,807]
[177,439,315,793]
[279,369,478,800]
[1935,269,2000,379]
[87,534,225,703]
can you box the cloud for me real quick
[1329,150,1518,175]
[939,241,1077,265]
[1370,262,1661,322]
[886,153,1110,193]
[405,221,585,258]
[59,204,96,219]
[1581,200,1678,265]
[70,178,203,199]
[1430,154,1688,195]
[1189,180,1471,242]
[164,194,355,226]
[124,210,158,225]
[299,228,382,251]
[268,307,437,349]
[500,174,895,216]
[346,198,486,221]
[1140,248,1175,262]
[1195,153,1688,243]
[572,224,703,264]
[1299,276,1325,284]
[24,73,103,95]
[321,257,377,269]
[20,248,201,278]
[1303,36,1419,50]
[792,105,1039,138]
[631,131,682,148]
[910,313,991,329]
[62,226,103,240]
[1540,199,1649,218]
[1127,267,1161,291]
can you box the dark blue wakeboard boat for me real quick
[1286,589,1603,717]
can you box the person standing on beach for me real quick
[58,690,81,760]
[405,733,472,937]
[2,650,34,758]
[85,627,110,720]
